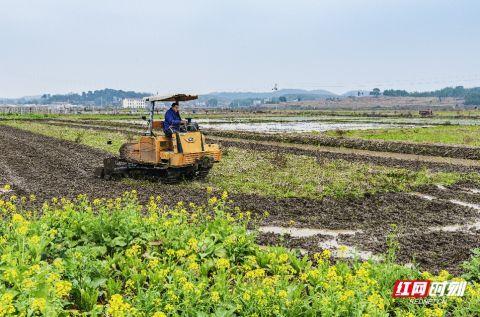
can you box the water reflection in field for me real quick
[200,121,416,133]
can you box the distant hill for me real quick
[5,85,479,107]
[4,88,337,106]
[200,89,337,102]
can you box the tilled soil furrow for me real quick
[418,183,480,206]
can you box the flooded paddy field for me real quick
[200,120,414,133]
[71,113,480,134]
[109,117,414,133]
[198,114,480,133]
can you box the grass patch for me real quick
[326,125,480,146]
[200,148,478,199]
[1,120,128,154]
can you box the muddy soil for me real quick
[256,232,330,253]
[0,125,479,273]
[27,120,480,173]
[338,229,480,275]
[418,183,480,206]
[0,125,209,204]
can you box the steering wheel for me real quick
[178,123,188,133]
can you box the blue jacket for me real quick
[164,108,182,133]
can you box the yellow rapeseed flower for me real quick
[3,268,18,283]
[28,235,41,246]
[48,228,58,238]
[216,258,230,270]
[278,290,288,299]
[437,270,450,281]
[300,273,308,282]
[31,298,47,313]
[53,258,64,270]
[0,292,16,316]
[221,191,228,200]
[188,262,200,272]
[176,249,187,258]
[245,268,266,279]
[16,224,28,235]
[148,258,159,269]
[367,293,385,310]
[338,245,349,256]
[278,253,289,263]
[424,307,445,317]
[340,290,355,302]
[22,278,37,291]
[125,244,141,258]
[208,196,218,205]
[183,282,194,293]
[54,280,72,297]
[107,294,134,317]
[11,213,24,223]
[25,264,41,276]
[164,304,175,312]
[47,272,61,283]
[187,237,198,251]
[211,291,220,302]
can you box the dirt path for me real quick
[0,124,479,273]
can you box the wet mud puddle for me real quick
[412,186,480,232]
[257,185,480,262]
[257,226,381,261]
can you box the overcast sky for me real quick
[1,0,479,97]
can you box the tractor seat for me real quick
[152,120,164,130]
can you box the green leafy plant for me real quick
[0,187,479,316]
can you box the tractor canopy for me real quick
[144,94,198,102]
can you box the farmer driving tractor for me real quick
[164,102,187,137]
[95,93,221,183]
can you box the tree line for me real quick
[371,86,480,105]
[39,89,150,106]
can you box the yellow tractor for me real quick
[95,94,221,183]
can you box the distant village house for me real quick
[122,98,147,109]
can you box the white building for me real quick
[122,98,147,109]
